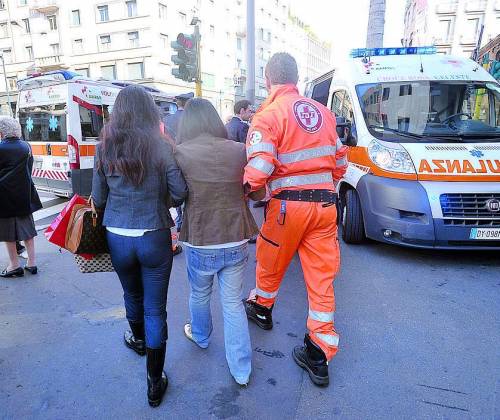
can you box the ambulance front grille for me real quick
[440,193,500,220]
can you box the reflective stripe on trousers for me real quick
[315,332,339,347]
[256,287,278,299]
[247,156,275,176]
[268,172,334,193]
[309,309,335,323]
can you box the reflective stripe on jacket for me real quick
[244,84,348,194]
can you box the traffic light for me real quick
[490,60,500,81]
[171,33,199,82]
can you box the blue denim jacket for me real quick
[91,142,187,229]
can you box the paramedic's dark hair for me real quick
[234,99,251,115]
[98,85,167,186]
[265,52,299,86]
[178,98,228,143]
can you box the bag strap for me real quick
[88,196,99,228]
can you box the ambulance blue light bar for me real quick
[350,46,437,58]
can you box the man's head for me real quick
[265,52,299,91]
[234,99,253,121]
[175,92,194,110]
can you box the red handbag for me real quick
[44,194,87,249]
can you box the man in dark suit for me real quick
[164,92,194,142]
[225,100,253,143]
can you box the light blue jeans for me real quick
[185,243,252,384]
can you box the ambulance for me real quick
[305,47,500,249]
[16,71,177,197]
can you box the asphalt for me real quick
[1,207,499,420]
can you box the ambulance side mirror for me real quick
[336,117,357,146]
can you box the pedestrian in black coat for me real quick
[0,116,42,277]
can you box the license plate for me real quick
[469,228,500,240]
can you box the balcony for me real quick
[436,1,458,14]
[34,55,68,70]
[465,0,487,12]
[31,0,59,14]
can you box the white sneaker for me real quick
[183,323,195,343]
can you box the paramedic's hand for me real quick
[248,187,266,202]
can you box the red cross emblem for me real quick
[293,100,323,133]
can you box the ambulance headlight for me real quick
[368,140,416,174]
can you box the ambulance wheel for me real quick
[341,189,365,244]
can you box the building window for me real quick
[259,66,264,77]
[76,67,89,77]
[20,0,28,5]
[0,1,5,9]
[465,17,480,41]
[101,65,116,79]
[48,15,57,30]
[98,5,109,22]
[2,49,11,63]
[72,10,81,26]
[128,31,139,47]
[237,58,242,68]
[126,0,137,17]
[128,62,144,79]
[26,45,33,60]
[0,23,7,38]
[50,43,60,55]
[210,25,215,35]
[237,37,242,50]
[178,12,186,23]
[8,77,17,91]
[259,28,264,40]
[399,84,412,96]
[160,33,168,49]
[259,48,263,59]
[22,18,30,33]
[159,3,167,19]
[73,39,83,54]
[438,19,452,42]
[100,34,111,50]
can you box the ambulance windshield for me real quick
[356,81,500,142]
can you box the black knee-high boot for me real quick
[146,344,168,407]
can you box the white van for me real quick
[305,47,500,249]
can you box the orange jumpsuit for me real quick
[244,84,348,360]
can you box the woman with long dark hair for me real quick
[92,85,187,407]
[175,99,258,386]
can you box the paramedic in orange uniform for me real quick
[244,53,348,387]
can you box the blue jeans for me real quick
[185,243,252,384]
[107,229,173,349]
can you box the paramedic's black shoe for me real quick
[293,334,329,387]
[146,345,168,407]
[244,299,273,330]
[0,267,24,278]
[24,266,38,275]
[124,321,146,356]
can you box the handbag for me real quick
[45,194,88,248]
[65,198,108,254]
[74,253,114,273]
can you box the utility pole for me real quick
[246,0,255,103]
[194,22,202,97]
[366,0,386,48]
[0,55,13,117]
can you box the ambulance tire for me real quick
[341,189,365,244]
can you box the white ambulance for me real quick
[305,47,500,249]
[16,71,177,197]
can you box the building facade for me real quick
[403,0,500,57]
[0,0,332,117]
